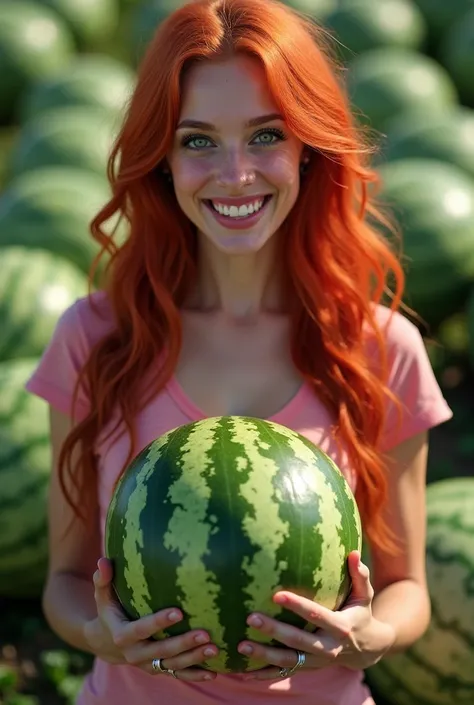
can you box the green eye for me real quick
[252,128,287,145]
[182,135,214,150]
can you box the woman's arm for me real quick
[369,430,431,653]
[42,406,102,653]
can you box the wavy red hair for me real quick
[59,0,405,551]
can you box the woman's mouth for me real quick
[203,195,273,229]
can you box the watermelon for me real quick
[0,1,74,125]
[20,54,136,123]
[7,107,119,180]
[325,0,427,65]
[367,477,474,705]
[411,0,474,43]
[379,159,474,325]
[439,7,474,107]
[0,358,51,598]
[381,108,474,180]
[0,246,88,362]
[37,0,120,49]
[0,166,114,274]
[105,416,362,674]
[129,0,189,63]
[468,286,474,370]
[282,0,337,20]
[347,48,457,133]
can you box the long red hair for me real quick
[59,0,405,551]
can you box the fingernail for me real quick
[274,594,287,604]
[168,610,181,622]
[239,644,253,655]
[204,647,215,657]
[203,674,213,680]
[195,633,208,644]
[248,615,263,628]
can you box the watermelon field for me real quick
[0,0,473,703]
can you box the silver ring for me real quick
[279,650,306,678]
[152,658,167,673]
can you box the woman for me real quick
[26,0,452,703]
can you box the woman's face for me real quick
[167,54,305,255]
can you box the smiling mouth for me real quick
[203,195,273,220]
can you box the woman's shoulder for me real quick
[370,304,425,358]
[57,289,116,350]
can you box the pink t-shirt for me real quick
[26,291,452,705]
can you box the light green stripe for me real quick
[232,418,289,644]
[163,419,228,672]
[121,432,173,615]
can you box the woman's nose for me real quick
[215,152,256,189]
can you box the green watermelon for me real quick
[0,358,51,598]
[347,48,457,133]
[37,0,120,49]
[468,286,474,370]
[129,0,189,63]
[0,246,88,362]
[325,0,427,65]
[367,477,474,705]
[282,0,337,20]
[8,107,119,180]
[381,108,474,180]
[439,7,474,107]
[0,166,114,274]
[0,1,74,125]
[20,54,136,123]
[105,416,362,674]
[379,159,474,325]
[411,0,474,43]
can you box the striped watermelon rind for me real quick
[105,416,362,673]
[0,358,51,598]
[366,478,474,705]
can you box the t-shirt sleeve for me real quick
[25,300,91,420]
[379,312,453,451]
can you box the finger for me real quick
[345,551,374,605]
[123,630,212,665]
[257,597,350,640]
[142,660,218,682]
[157,643,219,672]
[238,633,342,670]
[110,609,185,650]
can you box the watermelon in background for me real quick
[468,287,474,370]
[439,7,474,107]
[106,416,362,674]
[129,0,189,64]
[0,127,18,191]
[378,159,474,326]
[324,0,427,65]
[380,108,474,180]
[366,478,474,705]
[20,54,136,124]
[411,0,474,43]
[282,0,336,20]
[347,48,457,133]
[7,107,120,180]
[0,358,51,598]
[37,0,120,50]
[0,247,88,362]
[0,167,115,275]
[0,1,74,125]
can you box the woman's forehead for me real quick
[178,55,279,125]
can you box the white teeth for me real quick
[211,199,265,218]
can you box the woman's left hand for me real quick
[238,550,396,681]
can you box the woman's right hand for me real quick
[83,557,219,681]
